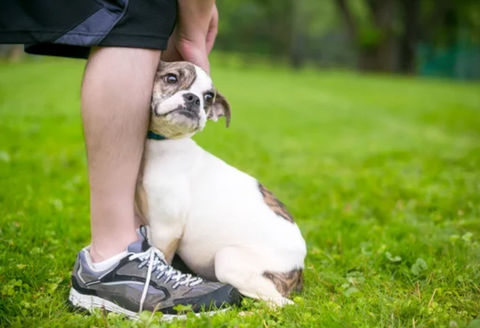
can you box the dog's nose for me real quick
[183,93,201,107]
[183,93,201,115]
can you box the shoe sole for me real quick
[68,288,227,321]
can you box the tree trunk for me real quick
[289,0,306,69]
[335,0,398,72]
[335,0,358,42]
[358,0,397,72]
[399,0,419,74]
[8,45,24,62]
[260,0,295,64]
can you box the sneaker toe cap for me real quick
[176,284,242,313]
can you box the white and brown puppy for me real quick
[136,61,307,306]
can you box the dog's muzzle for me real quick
[183,93,201,115]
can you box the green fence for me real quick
[418,31,480,80]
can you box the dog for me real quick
[135,61,307,306]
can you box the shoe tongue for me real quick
[127,226,151,253]
[127,239,144,253]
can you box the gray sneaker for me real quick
[68,226,241,320]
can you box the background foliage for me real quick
[214,0,480,78]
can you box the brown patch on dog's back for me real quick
[258,183,294,223]
[263,269,303,297]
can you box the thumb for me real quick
[161,37,183,62]
[178,40,210,74]
[194,51,210,75]
[206,6,218,54]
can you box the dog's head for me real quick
[150,61,231,139]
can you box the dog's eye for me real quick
[204,92,214,104]
[164,74,178,84]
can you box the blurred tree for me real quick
[334,0,480,73]
[0,45,24,62]
[214,0,479,77]
[335,0,399,72]
[417,0,480,79]
[258,0,295,63]
[216,0,345,68]
[399,0,419,73]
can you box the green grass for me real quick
[1,57,479,328]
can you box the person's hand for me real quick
[162,4,218,74]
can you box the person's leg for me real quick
[81,47,160,262]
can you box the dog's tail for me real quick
[263,269,304,297]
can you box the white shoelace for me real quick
[128,247,203,312]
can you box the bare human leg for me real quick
[81,47,160,262]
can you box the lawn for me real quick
[0,57,479,328]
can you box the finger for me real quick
[174,39,210,74]
[161,37,183,62]
[206,5,218,54]
[188,46,210,74]
[189,46,210,74]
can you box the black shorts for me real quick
[0,0,177,59]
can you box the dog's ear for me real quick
[208,92,231,128]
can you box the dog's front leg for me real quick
[135,186,179,262]
[140,174,189,264]
[148,222,182,264]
